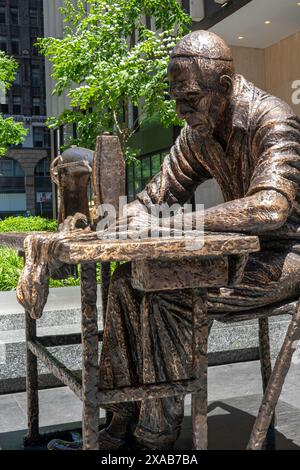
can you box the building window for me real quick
[127,165,134,201]
[44,128,50,147]
[32,97,41,115]
[31,37,39,55]
[30,27,39,38]
[24,63,30,82]
[0,102,8,113]
[0,159,13,176]
[127,150,166,201]
[0,158,24,177]
[29,8,38,26]
[11,38,19,55]
[0,36,7,52]
[33,127,44,147]
[14,70,21,85]
[12,96,21,114]
[35,157,50,177]
[10,7,18,25]
[141,156,151,188]
[31,65,41,86]
[33,126,49,148]
[0,6,6,24]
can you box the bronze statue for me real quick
[20,30,300,450]
[93,30,300,450]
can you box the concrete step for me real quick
[209,315,291,359]
[0,286,103,331]
[0,320,104,372]
[0,314,290,379]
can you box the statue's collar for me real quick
[231,74,254,131]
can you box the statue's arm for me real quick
[183,113,300,233]
[202,189,290,232]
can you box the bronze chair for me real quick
[207,293,300,450]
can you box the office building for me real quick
[0,0,52,218]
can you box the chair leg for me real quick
[191,288,208,450]
[248,301,300,450]
[258,318,276,449]
[25,310,40,444]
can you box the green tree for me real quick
[0,52,27,156]
[37,0,190,160]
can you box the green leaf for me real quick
[0,52,27,156]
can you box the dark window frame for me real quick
[11,38,20,55]
[10,6,18,25]
[0,6,6,24]
[126,148,168,201]
[12,95,21,114]
[33,126,50,148]
[32,96,41,115]
[0,35,7,52]
[31,65,41,86]
[29,8,38,26]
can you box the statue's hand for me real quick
[100,210,157,240]
[59,212,89,232]
[16,234,51,319]
[99,212,187,240]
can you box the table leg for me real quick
[25,310,40,443]
[191,288,208,450]
[248,301,300,450]
[81,263,99,450]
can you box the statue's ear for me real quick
[219,75,233,96]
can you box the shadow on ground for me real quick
[1,397,299,450]
[177,401,299,450]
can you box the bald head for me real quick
[168,30,234,97]
[171,30,233,62]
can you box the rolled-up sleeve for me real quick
[246,103,300,209]
[137,126,211,208]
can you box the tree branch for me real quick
[112,109,122,137]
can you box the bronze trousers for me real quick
[98,240,300,448]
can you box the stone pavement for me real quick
[0,360,299,450]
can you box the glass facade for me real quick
[126,149,168,201]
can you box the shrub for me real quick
[0,217,117,291]
[0,216,66,291]
[0,246,24,291]
[0,216,116,291]
[0,216,57,233]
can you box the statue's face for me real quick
[168,58,229,135]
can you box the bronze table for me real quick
[25,231,258,450]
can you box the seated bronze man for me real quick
[50,30,300,450]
